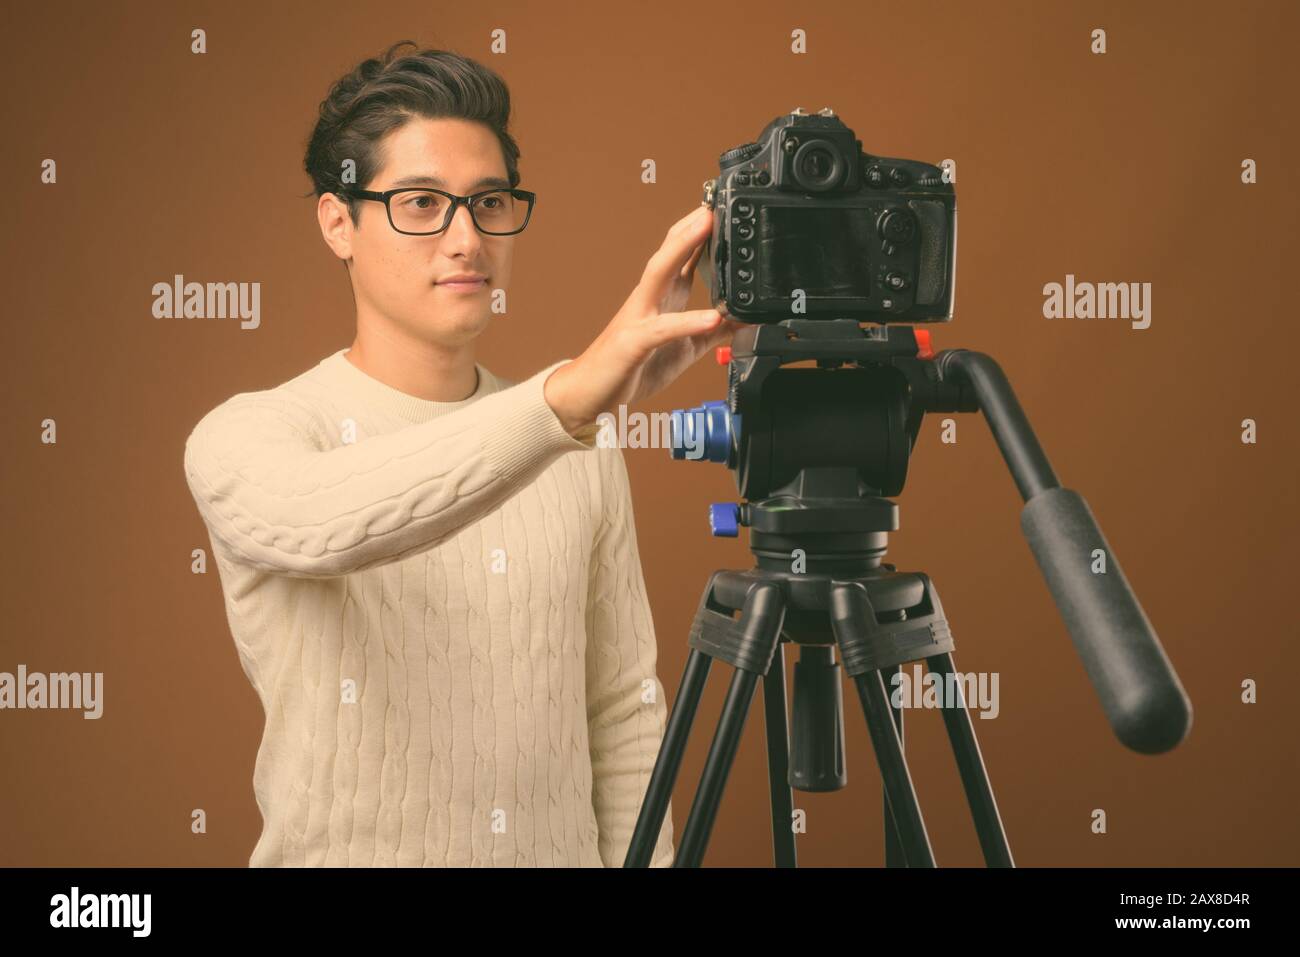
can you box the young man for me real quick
[182,42,741,867]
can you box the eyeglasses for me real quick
[341,185,536,236]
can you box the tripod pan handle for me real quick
[1020,487,1192,754]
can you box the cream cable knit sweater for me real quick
[183,348,675,867]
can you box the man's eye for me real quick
[398,194,439,210]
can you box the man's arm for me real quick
[584,444,675,867]
[183,360,597,579]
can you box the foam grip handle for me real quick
[1020,487,1192,753]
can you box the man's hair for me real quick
[303,40,521,226]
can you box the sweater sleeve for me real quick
[183,359,598,579]
[584,444,675,867]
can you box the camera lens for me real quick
[792,139,845,192]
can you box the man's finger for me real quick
[642,308,722,350]
[665,204,706,237]
[680,240,705,279]
[690,317,745,354]
[635,207,714,308]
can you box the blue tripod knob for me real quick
[709,502,740,537]
[669,401,739,463]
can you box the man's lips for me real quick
[437,277,488,291]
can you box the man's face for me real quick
[326,116,516,348]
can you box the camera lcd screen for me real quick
[757,206,873,300]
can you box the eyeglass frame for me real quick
[338,185,537,236]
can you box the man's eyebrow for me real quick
[388,174,512,190]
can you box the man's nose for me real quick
[441,203,483,251]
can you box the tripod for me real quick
[623,321,1191,867]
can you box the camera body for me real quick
[702,109,957,324]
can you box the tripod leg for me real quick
[623,648,712,866]
[851,670,936,866]
[761,643,797,867]
[880,662,905,868]
[675,580,787,866]
[831,582,936,867]
[927,652,1015,867]
[675,668,763,866]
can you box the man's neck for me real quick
[344,325,479,402]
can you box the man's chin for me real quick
[422,308,493,345]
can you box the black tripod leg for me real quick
[927,652,1015,867]
[675,668,763,866]
[880,662,905,868]
[761,643,797,867]
[675,581,787,866]
[831,583,936,867]
[623,648,712,866]
[851,669,936,867]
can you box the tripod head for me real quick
[668,317,1192,755]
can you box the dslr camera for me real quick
[702,108,956,323]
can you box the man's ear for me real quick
[317,192,355,263]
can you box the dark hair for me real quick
[303,40,521,225]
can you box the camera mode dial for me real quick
[720,142,763,168]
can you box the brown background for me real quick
[1,0,1296,867]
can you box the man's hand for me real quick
[544,204,745,434]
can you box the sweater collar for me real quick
[316,348,499,424]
